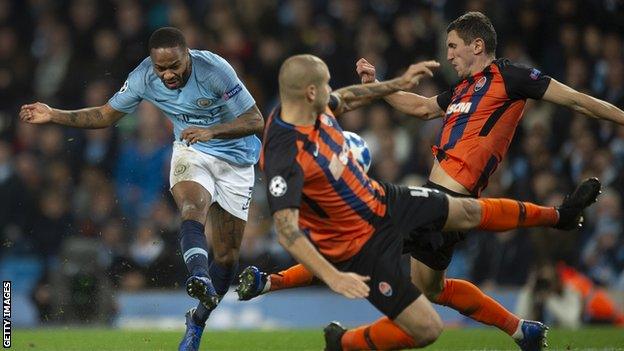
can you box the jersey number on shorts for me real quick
[408,186,438,198]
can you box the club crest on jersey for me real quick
[379,281,393,297]
[474,76,487,92]
[196,98,212,107]
[320,114,333,127]
[174,164,188,176]
[269,176,287,197]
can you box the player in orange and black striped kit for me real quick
[240,11,624,351]
[259,54,600,350]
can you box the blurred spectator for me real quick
[517,263,624,328]
[515,263,583,329]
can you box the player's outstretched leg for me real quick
[445,178,601,232]
[178,308,205,351]
[236,263,316,300]
[431,275,547,351]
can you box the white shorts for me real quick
[169,141,254,221]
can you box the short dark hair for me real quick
[447,12,497,56]
[148,27,187,50]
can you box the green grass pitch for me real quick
[13,327,624,350]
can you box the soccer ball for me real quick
[343,131,372,173]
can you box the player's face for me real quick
[446,30,475,79]
[150,46,191,90]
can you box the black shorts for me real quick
[335,217,420,319]
[399,181,473,271]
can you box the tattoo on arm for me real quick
[66,109,104,128]
[331,79,403,115]
[274,208,303,247]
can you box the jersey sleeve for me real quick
[108,66,145,114]
[263,132,304,214]
[500,61,552,100]
[436,89,452,111]
[212,56,256,117]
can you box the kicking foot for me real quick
[236,265,269,301]
[185,275,219,310]
[554,177,601,230]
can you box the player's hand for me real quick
[19,102,54,124]
[356,58,377,84]
[326,271,370,299]
[180,127,215,145]
[398,60,440,90]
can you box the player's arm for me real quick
[329,60,440,117]
[273,208,370,299]
[180,105,264,145]
[382,92,445,120]
[19,102,125,129]
[542,79,624,125]
[355,58,445,120]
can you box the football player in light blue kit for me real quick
[19,27,264,351]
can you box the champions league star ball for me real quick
[343,131,372,173]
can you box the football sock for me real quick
[341,317,416,350]
[193,303,211,325]
[192,262,238,325]
[209,261,239,296]
[179,220,210,278]
[436,279,520,335]
[269,264,315,291]
[477,199,558,231]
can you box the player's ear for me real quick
[305,84,316,102]
[473,38,485,55]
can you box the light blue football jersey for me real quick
[109,49,260,166]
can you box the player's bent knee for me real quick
[423,283,444,302]
[413,310,443,346]
[406,313,442,347]
[395,296,443,347]
[425,313,443,345]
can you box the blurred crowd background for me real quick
[1,0,624,325]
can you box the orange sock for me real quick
[477,198,558,231]
[341,317,416,350]
[269,264,315,291]
[436,279,519,335]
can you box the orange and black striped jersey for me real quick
[434,58,551,196]
[261,106,387,262]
